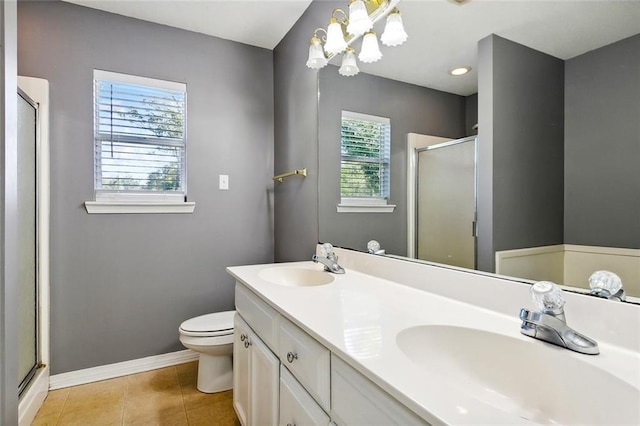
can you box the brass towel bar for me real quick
[272,168,307,183]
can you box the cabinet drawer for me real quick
[279,316,330,411]
[331,355,428,425]
[280,367,330,426]
[235,283,278,351]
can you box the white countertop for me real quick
[227,258,640,425]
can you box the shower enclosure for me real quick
[17,89,38,397]
[17,76,50,426]
[408,134,478,269]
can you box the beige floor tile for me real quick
[126,366,181,396]
[58,377,126,426]
[123,366,185,424]
[123,390,185,424]
[33,387,70,420]
[182,387,233,412]
[185,399,240,426]
[65,376,127,407]
[31,412,61,426]
[31,365,238,426]
[180,376,233,412]
[176,361,197,386]
[177,361,234,411]
[125,409,189,426]
[56,403,124,426]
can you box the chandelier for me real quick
[306,0,408,77]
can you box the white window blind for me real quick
[93,70,187,200]
[340,111,391,201]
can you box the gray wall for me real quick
[318,69,466,255]
[273,1,324,262]
[465,93,478,136]
[18,1,275,374]
[564,33,640,248]
[2,0,19,423]
[478,35,565,272]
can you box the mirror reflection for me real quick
[317,1,640,301]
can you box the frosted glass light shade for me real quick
[381,11,408,47]
[339,49,359,77]
[359,31,382,63]
[347,0,373,36]
[324,21,348,55]
[306,38,328,69]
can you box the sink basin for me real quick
[258,267,335,287]
[396,325,639,424]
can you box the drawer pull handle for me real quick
[240,333,247,342]
[287,423,296,426]
[286,352,298,363]
[244,339,252,349]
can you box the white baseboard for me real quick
[19,366,50,426]
[49,349,199,390]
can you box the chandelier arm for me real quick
[313,27,328,43]
[331,8,349,24]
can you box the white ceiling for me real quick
[62,0,640,96]
[63,0,314,50]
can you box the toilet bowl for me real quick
[179,310,235,393]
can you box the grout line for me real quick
[54,389,70,426]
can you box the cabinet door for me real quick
[233,315,251,426]
[250,330,280,426]
[280,367,330,426]
[331,355,428,426]
[279,316,330,411]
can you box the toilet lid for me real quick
[179,310,235,335]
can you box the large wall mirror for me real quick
[317,1,640,302]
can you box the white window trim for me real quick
[87,70,194,214]
[84,200,195,214]
[337,197,396,213]
[85,191,194,214]
[94,70,185,92]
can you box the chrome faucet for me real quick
[519,281,599,355]
[588,270,626,302]
[312,243,345,274]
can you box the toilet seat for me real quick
[179,310,235,337]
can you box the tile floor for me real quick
[31,362,240,426]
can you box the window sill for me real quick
[336,203,396,213]
[84,201,196,214]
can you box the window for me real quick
[338,111,395,213]
[86,70,194,213]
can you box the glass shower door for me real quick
[417,136,477,269]
[17,90,38,396]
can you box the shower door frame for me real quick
[406,133,478,267]
[17,76,50,426]
[17,87,39,397]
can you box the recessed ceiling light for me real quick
[449,66,471,76]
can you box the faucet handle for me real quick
[367,240,381,254]
[320,243,336,260]
[531,281,565,314]
[589,270,623,298]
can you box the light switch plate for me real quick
[219,174,229,190]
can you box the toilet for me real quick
[179,310,235,393]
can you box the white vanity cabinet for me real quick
[330,355,428,426]
[280,367,330,426]
[233,315,279,426]
[233,281,427,426]
[278,316,331,411]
